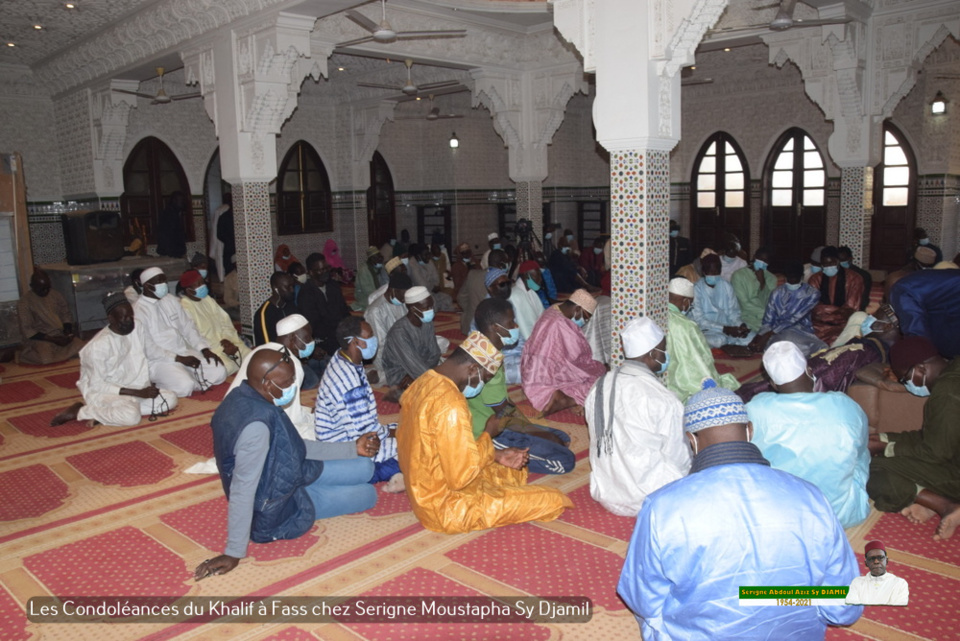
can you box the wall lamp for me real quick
[449,132,459,149]
[931,91,948,115]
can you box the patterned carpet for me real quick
[0,304,956,641]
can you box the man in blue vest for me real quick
[194,348,379,580]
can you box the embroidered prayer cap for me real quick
[485,268,507,288]
[889,335,940,375]
[367,245,382,258]
[683,379,750,433]
[914,246,937,266]
[518,260,540,274]
[810,246,824,263]
[140,266,164,285]
[762,341,808,385]
[699,248,717,259]
[622,317,665,358]
[276,314,308,337]
[461,330,503,375]
[864,540,886,555]
[179,269,203,288]
[487,232,500,241]
[456,242,471,253]
[385,257,402,274]
[102,291,128,314]
[934,260,959,270]
[404,286,430,305]
[569,289,597,314]
[668,277,695,298]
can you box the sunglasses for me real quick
[261,348,292,384]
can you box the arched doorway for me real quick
[121,137,193,248]
[870,122,917,271]
[276,141,333,235]
[367,151,396,249]
[690,132,750,256]
[202,149,231,280]
[762,128,827,271]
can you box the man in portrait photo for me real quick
[845,540,909,606]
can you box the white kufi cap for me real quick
[622,317,665,359]
[404,286,430,304]
[762,341,808,385]
[668,277,694,298]
[488,232,499,241]
[276,314,308,337]
[140,266,164,284]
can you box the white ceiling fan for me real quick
[681,68,714,87]
[707,0,851,38]
[112,67,201,104]
[357,59,460,97]
[394,95,464,120]
[337,0,467,48]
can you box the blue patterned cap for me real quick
[485,267,507,288]
[683,379,749,433]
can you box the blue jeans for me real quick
[304,458,377,519]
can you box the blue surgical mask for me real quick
[704,275,720,287]
[573,312,587,328]
[418,259,427,265]
[271,381,297,407]
[670,230,679,238]
[193,284,209,299]
[152,282,169,299]
[198,269,208,279]
[785,282,802,291]
[919,238,930,246]
[561,247,571,254]
[754,259,767,272]
[432,256,440,261]
[417,307,435,324]
[545,232,553,240]
[904,371,930,397]
[810,265,822,274]
[823,265,839,278]
[840,261,851,269]
[296,335,315,359]
[492,243,502,250]
[526,277,541,292]
[861,316,877,336]
[652,348,670,374]
[497,323,520,347]
[401,257,410,266]
[390,239,397,246]
[594,247,603,255]
[354,335,378,360]
[566,234,574,241]
[721,255,734,263]
[390,295,403,306]
[463,369,485,399]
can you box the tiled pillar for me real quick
[609,148,671,365]
[838,167,874,268]
[231,182,273,337]
[515,180,543,240]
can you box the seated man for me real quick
[298,252,350,380]
[51,293,178,427]
[691,253,755,348]
[483,267,524,383]
[124,267,144,305]
[618,379,862,639]
[227,314,321,439]
[748,260,826,357]
[838,246,872,312]
[381,286,442,401]
[747,342,870,528]
[510,260,545,339]
[179,269,250,376]
[315,316,404,491]
[889,268,960,359]
[254,272,300,346]
[867,336,960,541]
[396,331,573,534]
[135,266,228,397]
[471,299,574,476]
[845,541,909,606]
[366,271,412,382]
[719,237,747,282]
[585,317,691,516]
[408,243,454,311]
[352,246,383,311]
[730,247,777,333]
[459,250,507,335]
[907,227,942,264]
[521,289,606,416]
[808,246,865,344]
[17,268,85,365]
[547,236,584,294]
[665,277,740,402]
[669,219,693,277]
[804,245,824,283]
[451,242,474,302]
[194,349,378,580]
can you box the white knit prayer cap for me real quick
[668,277,694,298]
[762,341,808,385]
[276,314,308,337]
[488,232,499,241]
[140,266,164,284]
[622,317,665,358]
[404,286,430,304]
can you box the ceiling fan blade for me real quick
[357,82,401,91]
[170,92,202,101]
[788,18,851,28]
[436,114,463,119]
[346,10,379,34]
[751,2,781,9]
[336,35,376,47]
[707,24,770,35]
[112,89,157,100]
[682,78,714,86]
[418,80,460,91]
[935,74,960,79]
[395,30,467,39]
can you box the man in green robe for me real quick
[731,247,778,333]
[352,247,383,311]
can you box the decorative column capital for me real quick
[349,100,397,187]
[90,81,139,196]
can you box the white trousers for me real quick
[149,350,229,397]
[78,390,179,427]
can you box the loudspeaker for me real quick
[61,210,125,265]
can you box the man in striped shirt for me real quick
[314,316,404,492]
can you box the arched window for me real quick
[763,128,827,269]
[691,132,750,255]
[277,141,332,235]
[367,151,396,249]
[871,122,917,271]
[121,137,192,244]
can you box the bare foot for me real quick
[50,402,83,426]
[383,472,405,494]
[540,389,578,417]
[570,405,585,417]
[901,503,936,524]
[934,505,960,542]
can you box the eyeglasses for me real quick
[897,367,915,386]
[261,348,292,384]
